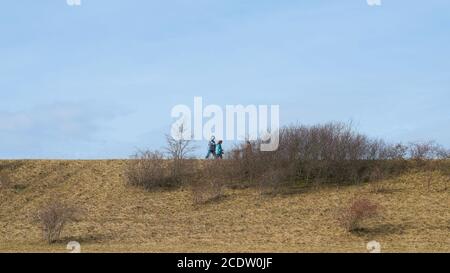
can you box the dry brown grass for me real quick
[0,160,449,253]
[0,173,12,190]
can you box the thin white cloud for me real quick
[0,101,129,158]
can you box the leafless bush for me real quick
[338,198,380,232]
[126,124,198,191]
[408,141,449,160]
[33,199,80,244]
[128,121,448,193]
[225,122,425,188]
[382,143,409,160]
[165,123,197,180]
[275,123,411,161]
[125,150,182,190]
[226,141,266,185]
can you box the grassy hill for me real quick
[0,160,449,252]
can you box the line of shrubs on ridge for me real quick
[124,122,450,194]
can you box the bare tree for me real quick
[165,123,196,161]
[165,123,197,180]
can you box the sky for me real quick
[0,0,449,159]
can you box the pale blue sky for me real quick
[1,0,449,158]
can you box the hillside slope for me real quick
[0,160,449,252]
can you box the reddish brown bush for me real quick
[338,198,380,232]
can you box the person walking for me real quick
[205,136,216,159]
[215,140,224,159]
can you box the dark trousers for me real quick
[205,150,216,159]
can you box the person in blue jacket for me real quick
[215,140,224,159]
[205,136,216,159]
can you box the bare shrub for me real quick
[126,124,197,191]
[226,142,258,185]
[33,199,80,244]
[165,123,197,182]
[125,150,180,190]
[127,121,448,194]
[226,140,290,188]
[224,122,422,189]
[338,198,380,232]
[383,143,409,160]
[409,141,448,160]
